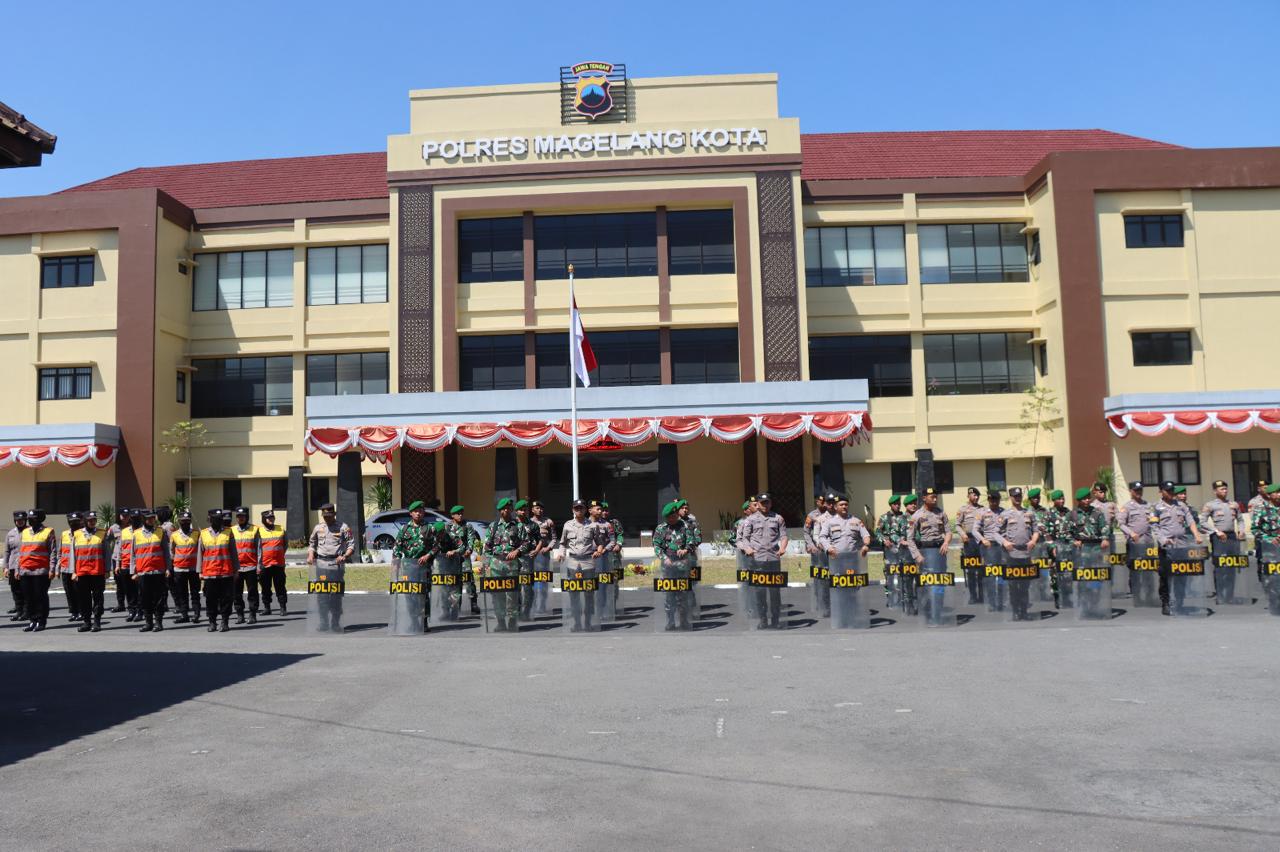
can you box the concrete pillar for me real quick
[336,452,364,550]
[657,443,680,518]
[915,448,935,493]
[286,465,306,541]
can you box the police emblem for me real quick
[572,61,614,120]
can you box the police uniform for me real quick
[132,512,171,631]
[257,511,288,615]
[230,509,261,623]
[59,513,85,621]
[18,511,57,631]
[169,514,202,622]
[1199,480,1243,603]
[1153,483,1203,614]
[805,498,831,617]
[955,489,985,603]
[515,500,539,620]
[995,489,1040,620]
[1119,483,1156,602]
[971,495,1005,611]
[558,501,606,632]
[72,515,109,632]
[531,503,556,615]
[5,511,28,622]
[199,513,237,632]
[907,490,951,622]
[115,513,139,620]
[308,506,354,632]
[738,494,788,629]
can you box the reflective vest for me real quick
[231,524,260,569]
[132,528,166,575]
[60,530,74,572]
[171,529,197,570]
[199,529,235,578]
[118,526,134,570]
[259,526,286,567]
[19,526,54,572]
[73,529,107,577]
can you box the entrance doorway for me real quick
[537,451,657,539]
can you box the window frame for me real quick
[40,255,95,289]
[667,209,735,276]
[670,327,740,385]
[38,366,92,401]
[1123,214,1184,249]
[803,225,908,287]
[923,332,1036,396]
[191,355,294,419]
[1230,449,1271,505]
[986,459,1007,491]
[535,212,658,280]
[808,334,912,398]
[305,244,389,305]
[457,335,527,392]
[1139,450,1201,486]
[176,371,187,404]
[34,481,90,515]
[535,330,660,389]
[270,478,289,510]
[1131,331,1193,367]
[304,351,391,398]
[222,479,242,510]
[193,249,294,311]
[918,223,1030,284]
[457,217,524,284]
[309,478,331,511]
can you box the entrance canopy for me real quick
[1105,390,1280,438]
[0,422,120,469]
[306,379,870,459]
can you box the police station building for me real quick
[2,66,1279,539]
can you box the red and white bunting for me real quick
[0,443,119,469]
[1107,409,1280,438]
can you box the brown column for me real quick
[659,327,672,384]
[733,195,756,382]
[522,211,535,326]
[397,185,438,497]
[756,172,801,382]
[656,206,671,323]
[524,331,537,389]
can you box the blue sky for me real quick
[4,0,1277,197]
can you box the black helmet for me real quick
[178,510,193,521]
[28,508,46,523]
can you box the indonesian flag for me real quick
[571,297,597,387]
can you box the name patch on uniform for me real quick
[830,573,868,589]
[1005,564,1039,580]
[596,571,615,585]
[1170,561,1204,576]
[308,580,344,594]
[983,564,1004,578]
[688,566,702,582]
[561,577,598,592]
[481,576,518,593]
[389,580,425,595]
[1214,554,1249,569]
[746,571,788,587]
[1073,567,1111,582]
[653,577,691,592]
[961,555,983,569]
[532,570,553,583]
[919,572,955,586]
[432,573,462,586]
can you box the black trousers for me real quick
[8,570,25,615]
[203,576,234,621]
[137,572,168,617]
[1157,554,1188,608]
[75,574,106,620]
[60,573,79,616]
[20,573,50,622]
[258,565,287,609]
[234,570,259,614]
[170,570,201,617]
[115,569,138,611]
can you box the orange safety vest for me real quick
[132,528,167,575]
[199,529,235,578]
[259,526,286,567]
[73,529,106,577]
[118,526,134,570]
[19,527,54,572]
[59,530,74,572]
[171,529,197,570]
[231,524,260,569]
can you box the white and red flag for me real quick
[570,296,597,388]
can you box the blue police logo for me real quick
[572,61,614,120]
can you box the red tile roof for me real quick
[62,151,389,209]
[800,129,1179,181]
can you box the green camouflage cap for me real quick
[903,493,919,505]
[496,497,513,510]
[662,500,681,517]
[1074,486,1092,500]
[888,494,901,505]
[1027,487,1041,498]
[1050,489,1065,500]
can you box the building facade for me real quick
[1,70,1277,538]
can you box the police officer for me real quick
[59,511,85,622]
[818,496,871,628]
[169,510,201,623]
[558,498,606,632]
[1154,481,1204,615]
[805,493,831,618]
[71,511,109,632]
[875,495,905,608]
[132,508,171,632]
[1118,481,1156,603]
[972,490,1005,611]
[256,510,288,616]
[907,488,952,621]
[200,508,236,632]
[515,499,539,620]
[996,487,1040,620]
[229,507,261,624]
[18,508,56,631]
[654,500,697,631]
[530,500,556,614]
[111,509,135,618]
[1199,479,1243,603]
[738,493,789,630]
[5,510,28,622]
[307,503,354,633]
[485,497,530,633]
[955,487,984,603]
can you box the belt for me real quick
[919,541,942,549]
[1079,538,1102,544]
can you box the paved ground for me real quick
[2,586,1278,851]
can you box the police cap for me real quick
[1212,479,1228,489]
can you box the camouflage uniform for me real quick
[1038,505,1073,608]
[875,509,907,606]
[653,518,698,629]
[1067,504,1111,614]
[435,519,471,619]
[483,518,530,631]
[518,515,540,619]
[463,525,482,613]
[1252,500,1280,614]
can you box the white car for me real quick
[364,509,488,551]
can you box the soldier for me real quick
[971,490,1005,611]
[229,507,261,624]
[131,508,171,632]
[738,493,789,630]
[307,503,354,633]
[1118,481,1157,603]
[898,494,922,614]
[875,495,905,607]
[996,487,1040,621]
[435,505,471,621]
[59,511,85,622]
[1248,479,1270,583]
[804,494,831,618]
[653,500,698,631]
[394,500,436,627]
[199,508,236,633]
[1039,489,1073,608]
[1154,480,1204,615]
[1067,487,1111,618]
[463,521,483,615]
[114,509,139,621]
[5,510,28,622]
[256,510,288,616]
[515,499,539,620]
[601,501,624,614]
[169,510,201,623]
[530,500,556,615]
[71,511,109,632]
[1199,478,1243,603]
[18,508,56,632]
[484,497,529,633]
[1174,485,1188,504]
[1251,484,1280,613]
[955,487,984,603]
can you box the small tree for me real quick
[1007,386,1062,487]
[159,420,212,502]
[365,477,394,515]
[1094,465,1116,503]
[166,494,192,515]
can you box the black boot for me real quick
[330,616,341,633]
[248,611,257,625]
[207,618,219,633]
[220,616,230,632]
[23,620,36,632]
[262,603,272,615]
[279,604,288,616]
[470,599,480,615]
[91,616,102,632]
[33,620,46,632]
[154,615,164,632]
[235,612,246,624]
[1161,603,1171,616]
[140,614,154,632]
[174,612,190,624]
[77,618,91,632]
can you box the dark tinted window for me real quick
[891,462,914,494]
[40,255,94,288]
[309,479,331,511]
[1231,449,1270,504]
[1124,214,1184,248]
[668,209,734,275]
[924,332,1035,395]
[459,335,525,391]
[919,223,1029,283]
[535,330,659,388]
[271,478,289,510]
[804,226,907,286]
[986,459,1007,490]
[458,217,523,283]
[671,328,739,384]
[808,335,912,397]
[222,480,242,509]
[306,352,390,396]
[192,356,293,418]
[535,213,657,279]
[35,481,90,515]
[1132,331,1192,366]
[38,367,92,400]
[1140,451,1200,485]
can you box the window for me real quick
[919,223,1029,283]
[222,480,242,509]
[191,356,293,418]
[890,460,954,493]
[933,461,955,493]
[536,330,659,388]
[803,226,907,286]
[668,209,734,275]
[1132,331,1192,366]
[986,459,1007,491]
[193,249,293,310]
[891,462,914,495]
[175,481,187,498]
[41,255,94,288]
[458,217,523,283]
[1231,450,1271,504]
[38,366,92,400]
[458,335,525,391]
[177,371,187,404]
[1140,451,1201,486]
[306,352,390,397]
[309,478,331,511]
[535,213,657,279]
[306,245,388,304]
[808,335,912,398]
[671,328,739,384]
[1124,214,1183,248]
[1036,342,1048,378]
[924,332,1035,396]
[35,481,90,514]
[271,478,289,510]
[1029,231,1041,266]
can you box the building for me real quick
[1,69,1277,540]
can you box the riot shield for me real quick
[960,542,984,604]
[655,553,695,632]
[1004,556,1039,621]
[1167,544,1212,617]
[480,557,522,633]
[810,549,831,619]
[735,560,794,630]
[897,555,920,617]
[388,556,428,635]
[1209,535,1255,606]
[980,542,1006,613]
[1108,547,1130,598]
[882,546,903,610]
[561,556,600,633]
[1128,541,1161,607]
[828,551,870,630]
[517,555,536,622]
[431,553,466,624]
[735,551,757,623]
[918,548,958,627]
[531,553,554,616]
[1260,540,1280,616]
[1054,543,1078,609]
[592,555,617,624]
[306,558,345,634]
[1030,542,1055,603]
[1073,543,1112,620]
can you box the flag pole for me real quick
[569,263,580,501]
